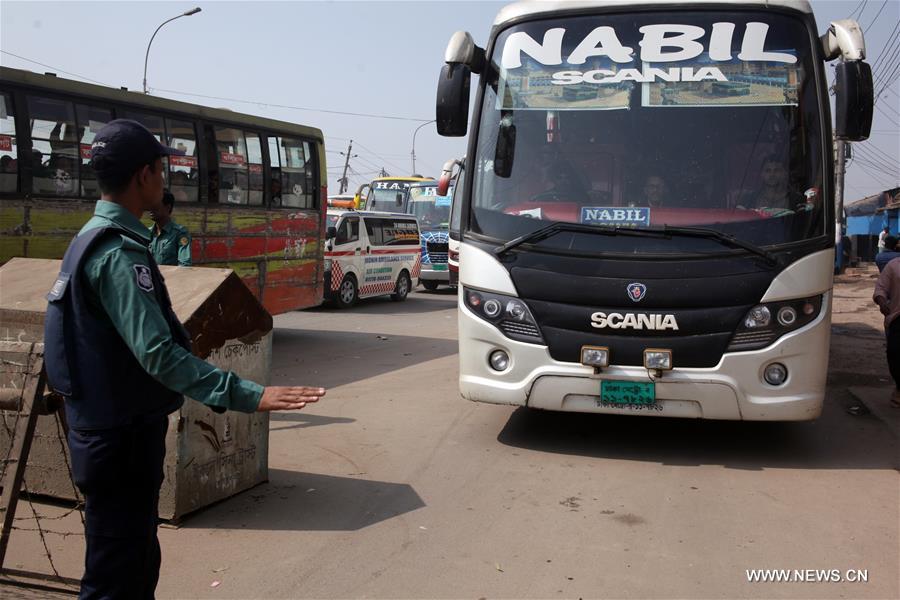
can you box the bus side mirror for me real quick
[437,158,459,196]
[436,63,471,137]
[326,226,337,240]
[834,61,873,141]
[396,192,404,206]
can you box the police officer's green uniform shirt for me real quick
[79,200,262,412]
[149,220,192,266]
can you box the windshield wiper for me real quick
[652,225,778,266]
[494,221,657,256]
[494,221,778,266]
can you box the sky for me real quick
[1,0,897,201]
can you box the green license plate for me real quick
[432,264,448,271]
[600,380,656,406]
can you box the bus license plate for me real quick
[600,380,656,406]
[432,264,448,271]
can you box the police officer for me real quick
[43,120,325,599]
[149,189,191,266]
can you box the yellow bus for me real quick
[356,175,434,212]
[0,66,327,314]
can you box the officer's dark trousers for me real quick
[887,318,900,391]
[67,417,168,600]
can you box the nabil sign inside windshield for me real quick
[501,23,796,85]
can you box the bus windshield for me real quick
[408,185,453,230]
[470,11,826,256]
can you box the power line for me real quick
[854,160,898,186]
[855,142,899,169]
[854,148,899,176]
[853,146,897,173]
[0,50,112,86]
[351,140,410,176]
[875,102,900,127]
[852,0,869,20]
[863,0,889,34]
[860,140,900,165]
[868,19,899,72]
[153,88,433,123]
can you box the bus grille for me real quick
[500,320,541,338]
[427,242,449,263]
[726,331,776,351]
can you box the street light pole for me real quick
[143,7,202,94]
[411,120,436,174]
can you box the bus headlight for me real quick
[744,306,771,328]
[464,287,544,344]
[728,296,823,352]
[324,258,333,271]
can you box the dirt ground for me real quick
[830,264,888,387]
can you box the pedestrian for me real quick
[875,235,900,272]
[878,226,890,253]
[873,257,900,408]
[43,119,326,599]
[149,189,192,266]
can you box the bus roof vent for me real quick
[44,72,56,77]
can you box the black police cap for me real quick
[90,119,183,179]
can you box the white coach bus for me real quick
[435,0,873,420]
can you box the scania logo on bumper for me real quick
[627,282,647,302]
[591,312,679,331]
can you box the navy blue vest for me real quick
[44,226,190,430]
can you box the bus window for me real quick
[215,126,249,205]
[278,136,313,209]
[28,96,79,197]
[123,111,168,186]
[76,104,112,198]
[303,141,315,206]
[0,93,17,193]
[166,119,199,204]
[267,135,282,206]
[246,132,264,206]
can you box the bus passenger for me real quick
[149,190,192,266]
[642,175,667,207]
[744,155,804,211]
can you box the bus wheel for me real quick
[337,275,358,308]
[422,280,439,291]
[391,271,411,302]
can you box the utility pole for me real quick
[835,136,847,230]
[339,140,354,194]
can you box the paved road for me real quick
[6,285,898,599]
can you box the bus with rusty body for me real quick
[0,66,327,314]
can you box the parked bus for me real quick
[435,0,873,420]
[405,181,453,290]
[443,157,465,287]
[0,66,327,315]
[357,175,434,212]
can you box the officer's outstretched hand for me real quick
[257,386,326,412]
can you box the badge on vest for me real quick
[46,272,70,301]
[133,264,154,292]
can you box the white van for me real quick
[325,210,421,308]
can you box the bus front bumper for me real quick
[458,294,831,421]
[420,264,451,282]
